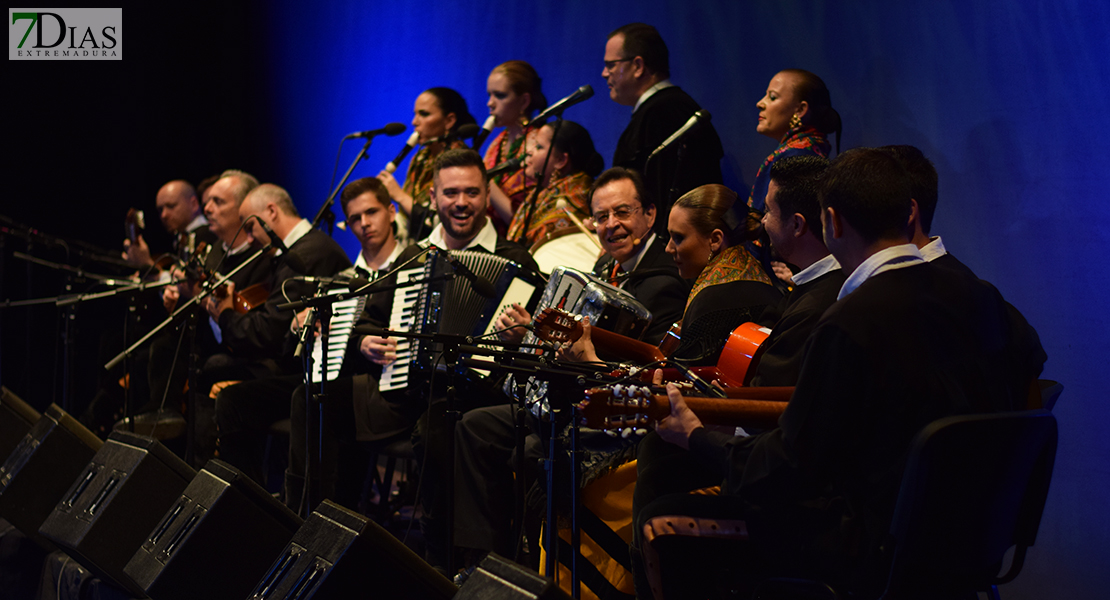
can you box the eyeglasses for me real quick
[591,205,641,225]
[603,57,634,71]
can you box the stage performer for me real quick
[631,148,1046,599]
[748,69,841,214]
[482,60,546,233]
[123,179,218,268]
[379,87,475,241]
[451,168,688,574]
[506,119,603,248]
[604,23,724,237]
[404,149,539,572]
[214,177,417,496]
[495,166,687,346]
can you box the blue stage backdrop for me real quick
[255,2,1110,597]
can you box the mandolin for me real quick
[576,383,792,431]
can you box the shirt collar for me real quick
[356,241,406,272]
[837,243,925,300]
[919,235,948,263]
[633,79,674,113]
[424,218,499,253]
[281,219,312,253]
[792,253,841,286]
[185,214,208,232]
[620,234,655,273]
[222,239,251,257]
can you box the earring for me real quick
[789,113,802,130]
[550,166,563,180]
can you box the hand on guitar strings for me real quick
[655,382,706,450]
[122,234,154,267]
[203,280,236,320]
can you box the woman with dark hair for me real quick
[748,69,841,213]
[483,60,547,231]
[507,119,603,247]
[566,184,778,366]
[664,184,780,362]
[378,87,475,240]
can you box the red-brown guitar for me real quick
[576,383,792,431]
[531,307,672,364]
[533,307,773,388]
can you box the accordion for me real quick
[380,247,540,391]
[511,265,652,417]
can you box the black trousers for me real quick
[214,374,299,486]
[286,376,370,515]
[453,403,544,556]
[411,373,510,568]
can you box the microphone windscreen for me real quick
[383,122,407,136]
[455,123,480,138]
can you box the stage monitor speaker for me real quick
[455,553,573,600]
[1,386,41,461]
[248,499,456,600]
[123,459,303,600]
[38,430,197,596]
[0,404,103,550]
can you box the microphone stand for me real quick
[310,135,379,233]
[514,117,566,246]
[666,141,690,208]
[465,356,617,598]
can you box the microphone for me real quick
[385,131,420,173]
[473,115,496,150]
[486,156,523,179]
[255,217,289,254]
[344,122,406,140]
[291,273,374,290]
[443,253,497,298]
[449,123,481,143]
[532,85,594,124]
[648,110,711,161]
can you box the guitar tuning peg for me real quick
[634,428,648,436]
[605,429,619,437]
[620,427,635,439]
[612,384,624,397]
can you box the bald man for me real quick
[124,179,218,267]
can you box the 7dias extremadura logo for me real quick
[10,8,121,60]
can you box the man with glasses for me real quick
[449,167,687,579]
[604,23,724,237]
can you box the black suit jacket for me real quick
[613,87,724,237]
[689,261,1046,592]
[592,235,688,344]
[218,227,351,361]
[351,233,538,442]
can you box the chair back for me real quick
[882,410,1057,597]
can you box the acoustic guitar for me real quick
[531,307,679,364]
[576,383,792,431]
[534,307,773,388]
[179,242,271,315]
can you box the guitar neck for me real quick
[590,327,666,364]
[683,395,790,429]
